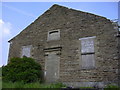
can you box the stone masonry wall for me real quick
[8,5,119,87]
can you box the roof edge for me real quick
[8,4,112,42]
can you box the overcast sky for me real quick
[1,2,118,66]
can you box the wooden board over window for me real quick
[79,36,96,69]
[47,30,60,41]
[21,45,32,57]
[81,38,94,53]
[45,52,60,83]
[81,54,95,69]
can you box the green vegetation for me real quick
[104,84,120,89]
[2,57,66,88]
[2,81,120,89]
[2,81,66,88]
[1,57,120,89]
[2,57,43,83]
[0,77,1,89]
[80,87,94,88]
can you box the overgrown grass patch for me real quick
[104,84,120,90]
[2,81,66,88]
[80,87,94,88]
[2,81,24,88]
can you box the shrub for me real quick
[2,57,43,83]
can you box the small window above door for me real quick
[47,30,60,41]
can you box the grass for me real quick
[80,87,94,88]
[0,81,1,90]
[2,81,120,89]
[104,84,120,90]
[2,81,66,88]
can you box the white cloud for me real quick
[0,19,12,66]
[0,19,12,37]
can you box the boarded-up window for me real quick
[79,36,96,69]
[21,45,32,57]
[47,30,60,41]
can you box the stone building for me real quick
[8,4,120,87]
